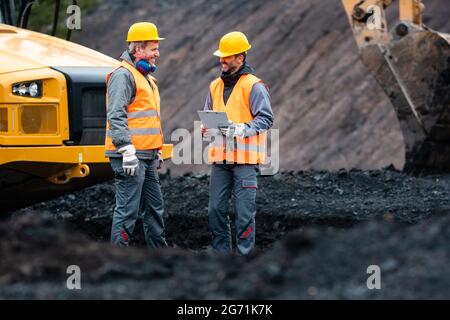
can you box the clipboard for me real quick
[197,111,230,129]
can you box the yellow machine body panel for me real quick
[0,68,70,145]
[0,23,119,72]
[0,144,173,166]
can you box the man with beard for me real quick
[202,31,274,255]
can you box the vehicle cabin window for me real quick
[0,6,5,24]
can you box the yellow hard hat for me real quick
[127,22,165,42]
[214,31,251,57]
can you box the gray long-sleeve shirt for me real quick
[105,51,158,159]
[203,81,274,137]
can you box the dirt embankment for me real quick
[2,169,449,299]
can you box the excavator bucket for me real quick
[343,0,450,174]
[360,25,450,174]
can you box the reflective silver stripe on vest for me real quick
[128,110,159,119]
[236,143,266,153]
[106,128,161,136]
[212,142,265,153]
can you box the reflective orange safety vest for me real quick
[208,74,266,164]
[105,60,163,152]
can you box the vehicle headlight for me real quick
[12,81,42,98]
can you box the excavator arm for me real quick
[342,0,425,47]
[342,0,392,47]
[342,0,450,174]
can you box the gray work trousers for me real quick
[109,157,167,249]
[208,164,258,255]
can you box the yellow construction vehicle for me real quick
[342,0,450,174]
[0,0,172,211]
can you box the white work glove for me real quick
[233,123,246,138]
[118,144,139,176]
[157,149,164,170]
[219,121,246,138]
[219,120,234,137]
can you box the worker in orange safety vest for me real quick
[202,31,274,255]
[105,22,167,248]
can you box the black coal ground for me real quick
[1,168,449,299]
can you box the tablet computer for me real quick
[197,110,230,129]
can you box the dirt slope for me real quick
[77,0,450,174]
[2,169,450,299]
